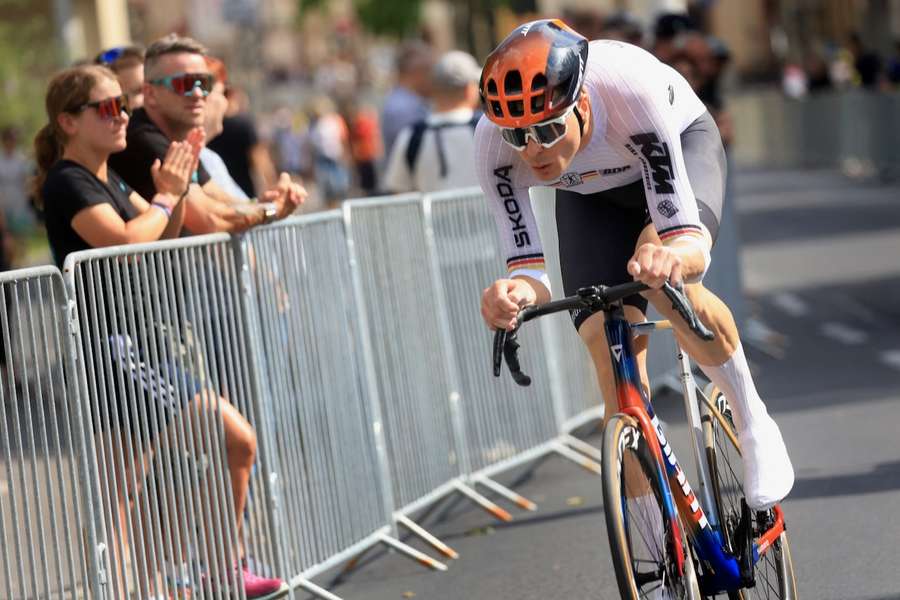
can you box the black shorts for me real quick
[556,111,726,330]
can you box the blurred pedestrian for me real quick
[344,100,382,196]
[308,96,351,209]
[207,86,278,198]
[383,50,481,194]
[600,11,645,47]
[848,32,884,90]
[0,126,36,256]
[886,40,900,84]
[651,12,695,64]
[381,39,434,157]
[108,34,304,235]
[200,56,250,200]
[95,45,146,108]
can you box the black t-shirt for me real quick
[207,113,257,197]
[42,160,139,268]
[109,107,210,201]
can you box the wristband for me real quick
[259,202,278,224]
[151,202,173,218]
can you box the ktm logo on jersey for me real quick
[627,132,675,195]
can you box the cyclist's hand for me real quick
[627,243,683,289]
[482,278,537,331]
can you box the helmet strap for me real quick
[573,105,585,138]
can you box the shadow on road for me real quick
[790,460,900,500]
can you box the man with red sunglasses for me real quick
[477,20,794,512]
[109,34,305,236]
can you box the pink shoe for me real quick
[242,566,288,599]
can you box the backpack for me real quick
[404,114,481,178]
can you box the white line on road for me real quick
[771,292,810,317]
[820,322,869,345]
[880,350,900,371]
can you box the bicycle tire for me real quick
[700,383,799,600]
[602,413,702,600]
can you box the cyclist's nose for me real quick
[521,137,542,158]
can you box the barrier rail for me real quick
[9,174,746,599]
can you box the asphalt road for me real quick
[300,168,900,600]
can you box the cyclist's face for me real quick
[517,95,586,182]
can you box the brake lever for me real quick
[492,328,506,377]
[502,330,532,387]
[662,282,715,341]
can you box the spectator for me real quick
[886,40,900,84]
[652,12,695,64]
[600,11,645,47]
[308,96,351,209]
[207,86,277,198]
[200,56,250,200]
[382,50,481,194]
[848,32,884,89]
[108,34,305,235]
[271,107,310,178]
[344,100,382,196]
[33,65,191,268]
[381,40,434,157]
[0,126,36,257]
[95,45,146,109]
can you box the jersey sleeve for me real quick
[596,58,706,248]
[473,119,551,294]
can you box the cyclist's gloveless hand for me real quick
[482,278,538,331]
[627,243,684,289]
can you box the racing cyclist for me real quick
[476,19,793,510]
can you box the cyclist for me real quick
[477,19,793,510]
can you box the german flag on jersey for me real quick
[507,253,546,273]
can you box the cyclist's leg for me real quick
[555,183,653,426]
[577,308,650,425]
[637,223,794,510]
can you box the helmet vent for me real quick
[487,79,498,95]
[490,100,503,117]
[504,70,523,95]
[531,95,545,113]
[551,76,571,107]
[531,73,547,91]
[508,99,524,117]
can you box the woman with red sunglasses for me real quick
[35,64,194,266]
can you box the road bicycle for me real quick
[493,281,797,599]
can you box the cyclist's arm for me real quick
[598,65,710,282]
[474,119,551,302]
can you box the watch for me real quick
[259,202,278,224]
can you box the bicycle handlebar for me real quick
[492,281,715,387]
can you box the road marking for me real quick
[771,292,810,317]
[880,350,900,371]
[820,322,869,345]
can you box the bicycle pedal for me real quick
[736,499,756,588]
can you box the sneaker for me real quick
[242,566,288,599]
[739,417,795,510]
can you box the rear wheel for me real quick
[700,384,799,599]
[602,413,702,600]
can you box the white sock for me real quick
[696,344,794,510]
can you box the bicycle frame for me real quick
[604,304,785,594]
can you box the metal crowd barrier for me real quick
[427,189,603,481]
[731,89,900,176]
[64,235,278,600]
[237,212,442,597]
[0,266,102,600]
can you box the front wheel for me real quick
[700,384,799,599]
[602,413,702,600]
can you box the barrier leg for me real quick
[396,514,459,560]
[473,475,537,512]
[561,434,603,462]
[551,440,602,475]
[295,577,345,600]
[377,532,448,571]
[452,480,513,522]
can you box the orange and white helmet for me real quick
[480,19,589,128]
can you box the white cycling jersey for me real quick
[474,40,708,292]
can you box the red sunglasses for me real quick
[77,95,131,120]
